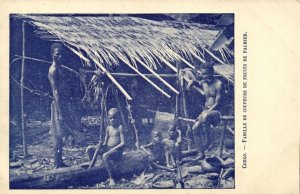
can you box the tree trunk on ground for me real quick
[10,151,149,189]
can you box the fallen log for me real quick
[10,151,149,189]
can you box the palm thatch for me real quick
[15,15,234,99]
[214,64,234,83]
[18,15,233,69]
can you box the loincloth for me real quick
[49,101,73,137]
[101,145,124,160]
[197,109,221,126]
[87,144,124,160]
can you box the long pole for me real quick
[182,80,193,150]
[175,62,180,119]
[171,50,195,70]
[204,48,225,65]
[134,57,179,95]
[21,21,27,156]
[126,100,140,150]
[119,57,171,99]
[114,90,128,133]
[88,87,105,169]
[90,58,132,101]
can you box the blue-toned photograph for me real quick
[9,14,234,189]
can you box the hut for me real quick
[11,13,234,149]
[9,14,234,188]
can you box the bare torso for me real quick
[106,126,122,147]
[203,79,222,109]
[50,64,72,95]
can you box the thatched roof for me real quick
[214,64,234,83]
[15,14,234,100]
[18,15,232,69]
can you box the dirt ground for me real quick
[9,116,234,189]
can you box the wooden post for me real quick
[159,56,204,95]
[172,51,195,70]
[126,100,140,150]
[88,90,105,169]
[159,57,178,73]
[90,58,132,101]
[175,63,180,119]
[135,57,179,95]
[182,82,193,150]
[67,46,90,63]
[203,48,225,65]
[218,121,227,158]
[190,50,206,64]
[20,21,27,156]
[99,91,105,141]
[113,89,128,132]
[119,57,171,98]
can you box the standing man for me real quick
[48,43,72,168]
[189,63,223,158]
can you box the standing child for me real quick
[163,126,182,168]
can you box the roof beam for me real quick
[119,57,171,99]
[91,58,132,101]
[159,57,178,73]
[67,46,90,64]
[135,57,179,95]
[204,48,225,65]
[169,50,195,69]
[190,50,206,64]
[159,56,204,95]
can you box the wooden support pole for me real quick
[182,83,193,150]
[114,90,128,132]
[159,57,178,73]
[172,52,195,69]
[67,46,90,63]
[203,48,225,65]
[110,73,177,78]
[88,91,105,169]
[20,21,27,156]
[218,121,227,158]
[226,125,234,135]
[14,55,178,78]
[90,58,132,101]
[190,50,206,64]
[175,63,180,119]
[159,56,204,95]
[14,54,204,96]
[135,57,179,95]
[119,57,171,99]
[126,100,140,150]
[99,92,105,141]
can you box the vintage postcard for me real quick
[9,13,235,189]
[0,0,299,194]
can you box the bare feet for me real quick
[109,178,115,186]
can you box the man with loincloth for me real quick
[48,43,75,168]
[86,108,125,186]
[188,63,223,158]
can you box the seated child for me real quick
[163,126,182,168]
[86,108,124,186]
[140,130,175,172]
